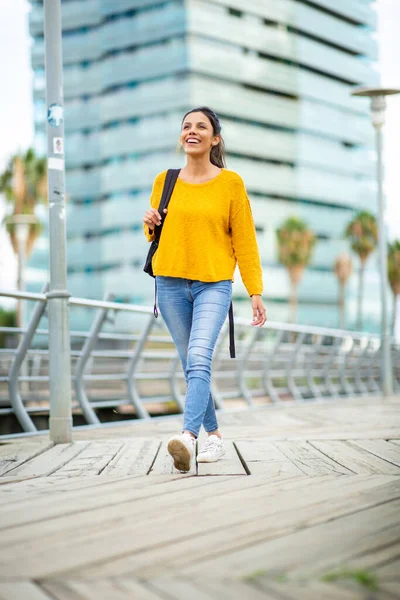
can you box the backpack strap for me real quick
[228,301,235,358]
[154,169,181,242]
[152,169,180,318]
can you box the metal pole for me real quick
[372,96,393,396]
[16,225,26,330]
[15,223,28,394]
[44,0,73,442]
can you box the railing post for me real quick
[306,334,324,398]
[44,0,73,443]
[8,284,49,432]
[263,329,284,404]
[286,332,306,402]
[73,296,115,425]
[322,336,341,398]
[238,327,259,406]
[126,315,153,419]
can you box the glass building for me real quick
[28,0,380,330]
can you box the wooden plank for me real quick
[197,441,246,476]
[147,576,216,600]
[58,477,399,580]
[255,577,367,600]
[309,440,400,475]
[0,474,235,531]
[234,440,305,476]
[342,533,400,572]
[0,580,54,600]
[101,438,160,476]
[0,476,336,577]
[53,441,124,477]
[183,496,400,579]
[149,441,196,476]
[0,442,53,477]
[246,461,304,476]
[379,581,400,599]
[350,439,400,467]
[116,577,182,599]
[198,577,277,600]
[374,554,400,580]
[132,478,400,580]
[5,443,90,478]
[42,578,164,600]
[275,441,355,476]
[234,440,290,462]
[0,474,44,486]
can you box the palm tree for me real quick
[0,149,47,326]
[334,252,353,330]
[388,240,400,336]
[276,216,316,323]
[344,211,378,331]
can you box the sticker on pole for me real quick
[48,157,64,171]
[47,103,64,127]
[53,137,64,154]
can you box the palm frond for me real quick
[344,211,378,263]
[276,216,316,268]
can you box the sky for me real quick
[0,0,400,296]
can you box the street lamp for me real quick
[351,87,400,397]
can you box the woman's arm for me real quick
[230,181,267,326]
[143,171,167,242]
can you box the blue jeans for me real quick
[156,276,232,438]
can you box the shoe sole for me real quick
[197,450,226,463]
[167,439,193,472]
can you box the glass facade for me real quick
[28,0,381,331]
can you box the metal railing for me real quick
[1,288,399,435]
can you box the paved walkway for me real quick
[0,395,399,599]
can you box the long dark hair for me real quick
[182,106,227,169]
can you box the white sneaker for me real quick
[197,435,226,463]
[167,433,195,472]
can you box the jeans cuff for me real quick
[182,429,198,439]
[203,423,219,434]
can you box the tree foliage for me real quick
[276,216,316,273]
[0,148,47,257]
[388,240,400,297]
[344,211,378,264]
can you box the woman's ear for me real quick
[213,135,221,147]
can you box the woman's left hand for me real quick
[251,295,267,327]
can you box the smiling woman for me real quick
[142,107,266,472]
[179,107,226,174]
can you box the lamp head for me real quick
[351,87,400,98]
[351,87,400,129]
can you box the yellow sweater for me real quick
[143,169,263,296]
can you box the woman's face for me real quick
[180,111,220,158]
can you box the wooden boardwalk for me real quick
[0,395,400,599]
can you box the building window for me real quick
[228,7,243,18]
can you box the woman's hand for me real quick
[143,208,168,231]
[251,295,267,327]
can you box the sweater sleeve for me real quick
[230,179,263,297]
[143,171,167,242]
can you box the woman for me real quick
[143,107,266,472]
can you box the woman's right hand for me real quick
[143,208,167,231]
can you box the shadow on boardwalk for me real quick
[0,395,399,599]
